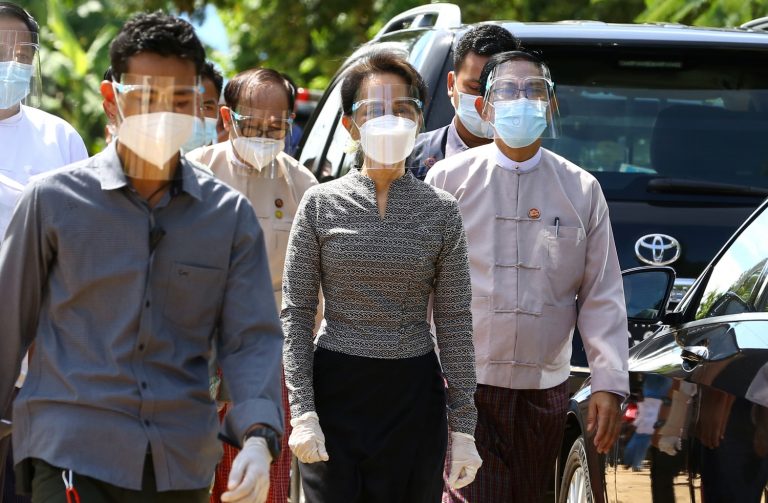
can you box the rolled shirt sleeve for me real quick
[433,198,478,435]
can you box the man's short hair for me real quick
[454,24,520,72]
[0,2,38,34]
[224,68,296,112]
[202,61,224,98]
[109,11,205,81]
[479,50,548,95]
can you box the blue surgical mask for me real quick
[0,61,33,110]
[492,98,548,148]
[182,117,218,152]
[455,90,493,139]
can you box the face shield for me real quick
[228,105,292,178]
[112,74,202,179]
[483,59,560,148]
[0,29,41,111]
[350,84,423,168]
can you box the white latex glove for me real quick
[221,437,272,503]
[447,432,483,489]
[289,411,329,463]
[657,435,681,456]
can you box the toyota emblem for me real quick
[634,234,681,266]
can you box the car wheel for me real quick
[559,436,594,503]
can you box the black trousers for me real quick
[18,454,208,503]
[300,347,448,503]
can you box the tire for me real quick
[558,436,595,503]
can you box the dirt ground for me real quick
[610,464,695,503]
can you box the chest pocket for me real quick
[545,225,587,301]
[163,261,226,329]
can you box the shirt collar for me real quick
[96,141,202,201]
[445,120,469,158]
[494,143,542,173]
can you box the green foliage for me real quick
[24,0,768,153]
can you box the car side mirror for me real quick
[622,266,676,324]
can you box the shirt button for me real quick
[145,300,150,308]
[141,382,148,389]
[144,419,150,426]
[275,198,284,208]
[138,344,145,351]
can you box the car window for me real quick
[534,48,768,200]
[299,83,342,180]
[695,207,768,319]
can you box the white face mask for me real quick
[358,115,418,166]
[231,137,284,172]
[117,112,195,169]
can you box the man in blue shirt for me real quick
[0,12,283,503]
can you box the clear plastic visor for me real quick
[112,74,203,117]
[350,84,423,128]
[111,74,203,180]
[483,60,560,141]
[0,30,40,110]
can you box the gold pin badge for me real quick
[528,208,541,219]
[275,210,284,219]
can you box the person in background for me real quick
[182,60,223,152]
[280,72,303,158]
[0,3,89,501]
[186,67,318,503]
[282,51,481,502]
[427,50,629,502]
[406,24,519,180]
[0,12,283,503]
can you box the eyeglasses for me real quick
[231,111,293,139]
[487,77,552,101]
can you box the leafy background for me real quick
[21,0,768,153]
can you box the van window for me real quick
[536,48,768,198]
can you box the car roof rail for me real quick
[740,16,768,31]
[372,3,461,40]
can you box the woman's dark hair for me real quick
[109,11,205,81]
[454,24,520,72]
[478,50,548,95]
[223,68,295,112]
[340,51,428,116]
[202,61,224,99]
[0,2,38,34]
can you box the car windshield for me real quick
[534,47,768,201]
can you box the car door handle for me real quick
[681,345,708,371]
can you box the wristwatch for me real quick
[244,426,282,461]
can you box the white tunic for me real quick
[427,143,629,394]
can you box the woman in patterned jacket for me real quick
[281,51,482,502]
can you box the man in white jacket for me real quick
[426,50,629,502]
